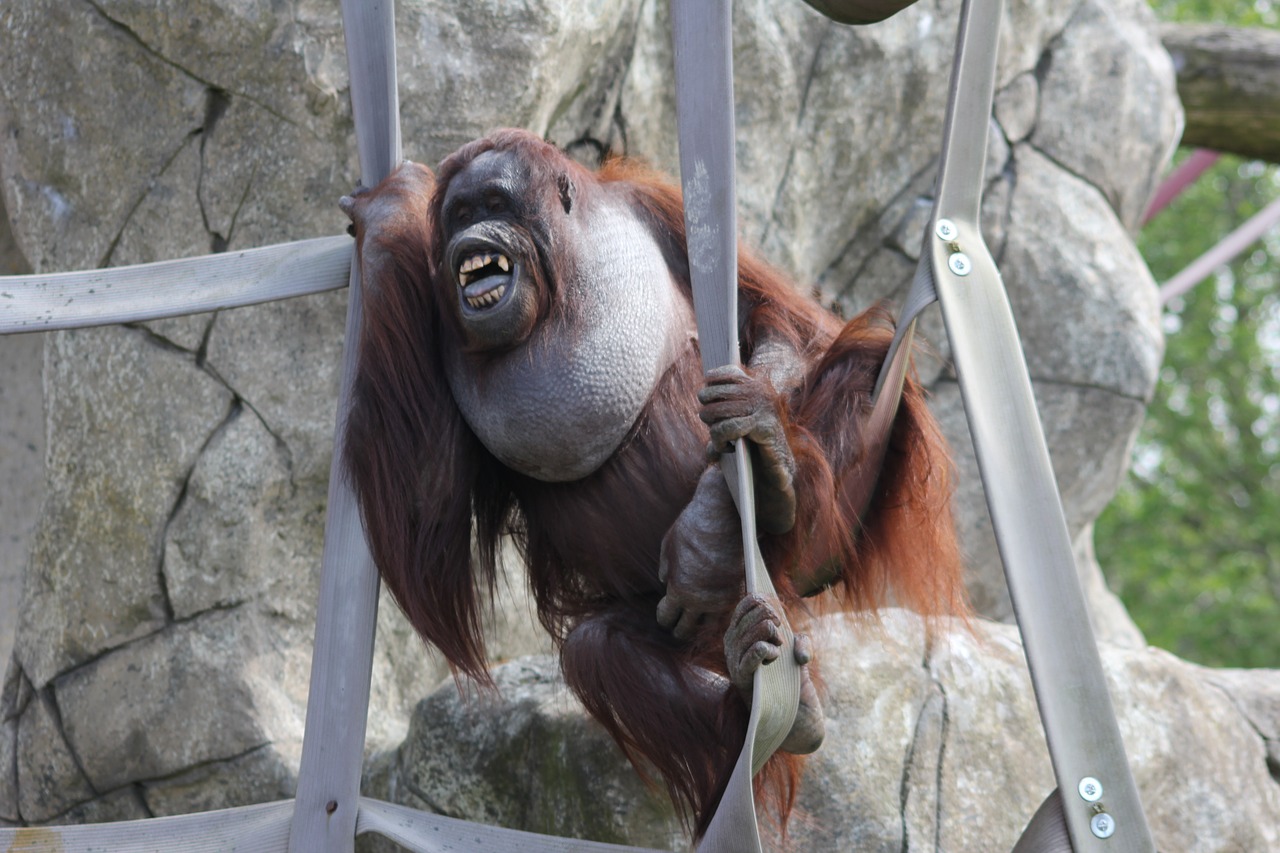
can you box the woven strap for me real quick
[923,0,1155,848]
[354,798,666,852]
[671,2,803,850]
[0,236,349,334]
[0,800,295,852]
[285,1,401,850]
[0,798,672,853]
[845,256,939,530]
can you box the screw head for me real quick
[935,218,958,241]
[948,252,972,277]
[1078,777,1103,802]
[1090,811,1116,839]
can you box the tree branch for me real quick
[1162,23,1280,163]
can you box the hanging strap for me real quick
[844,253,939,533]
[796,0,1157,848]
[0,236,350,334]
[353,798,665,853]
[912,0,1156,848]
[291,3,675,852]
[285,1,401,849]
[671,3,803,852]
[0,800,296,852]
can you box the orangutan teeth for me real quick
[458,251,512,281]
[465,284,506,310]
[457,251,513,304]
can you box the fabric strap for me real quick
[0,236,350,334]
[919,0,1156,848]
[286,1,400,850]
[0,800,296,852]
[0,798,671,853]
[846,255,938,533]
[354,797,665,852]
[671,1,803,851]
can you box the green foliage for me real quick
[1147,0,1277,26]
[1093,1,1280,668]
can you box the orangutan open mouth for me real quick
[457,250,514,311]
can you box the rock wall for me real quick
[365,613,1280,852]
[0,193,38,673]
[4,0,1269,845]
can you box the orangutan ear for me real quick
[557,172,575,215]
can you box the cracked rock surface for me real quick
[367,612,1280,852]
[1,0,1276,843]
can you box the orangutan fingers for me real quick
[697,375,766,407]
[740,599,783,649]
[729,639,781,697]
[702,364,750,387]
[656,596,705,642]
[338,188,368,219]
[697,392,757,424]
[740,639,781,671]
[707,416,759,453]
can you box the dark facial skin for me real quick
[439,149,549,351]
[436,148,701,484]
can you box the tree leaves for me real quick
[1096,143,1280,668]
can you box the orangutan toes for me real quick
[657,467,746,641]
[725,595,827,755]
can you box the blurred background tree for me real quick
[1093,0,1280,668]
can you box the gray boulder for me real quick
[369,612,1280,852]
[0,329,41,672]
